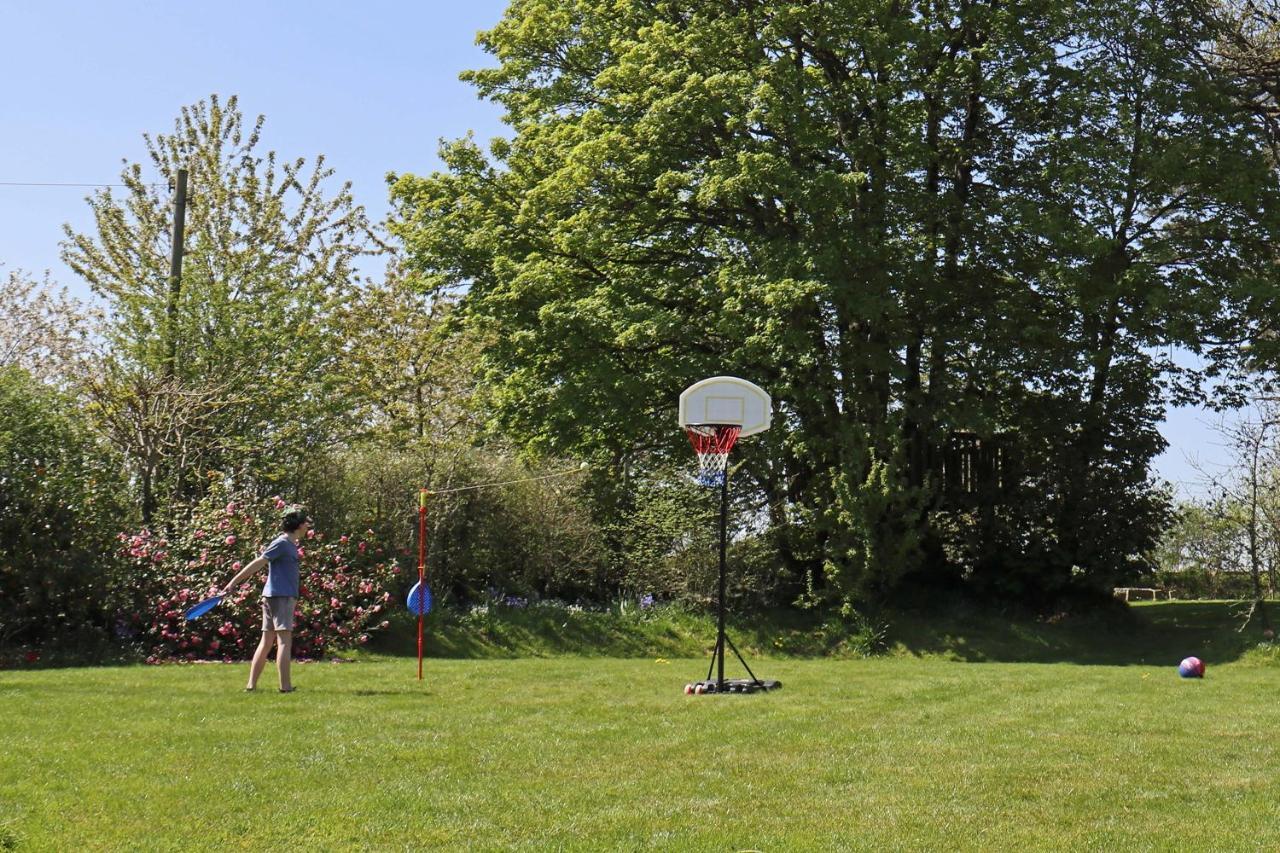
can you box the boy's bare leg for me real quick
[247,630,276,690]
[276,631,292,691]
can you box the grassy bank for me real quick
[370,597,1276,667]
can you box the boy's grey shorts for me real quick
[261,596,297,632]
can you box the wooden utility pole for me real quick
[165,167,188,377]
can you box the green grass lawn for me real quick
[3,603,1279,850]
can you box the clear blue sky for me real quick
[1,0,510,280]
[0,0,1230,496]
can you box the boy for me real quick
[219,505,313,692]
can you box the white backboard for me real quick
[678,376,771,437]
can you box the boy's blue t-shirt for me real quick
[261,534,300,598]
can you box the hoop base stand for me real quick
[684,633,781,694]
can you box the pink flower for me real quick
[225,502,237,515]
[231,561,242,571]
[358,542,367,553]
[275,498,286,509]
[194,530,205,539]
[306,529,316,539]
[296,547,305,558]
[330,598,340,608]
[340,535,349,544]
[224,535,237,546]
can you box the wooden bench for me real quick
[1113,587,1172,602]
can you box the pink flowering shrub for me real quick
[115,484,401,662]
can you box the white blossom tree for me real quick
[0,268,102,388]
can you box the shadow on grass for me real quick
[887,600,1272,666]
[398,608,713,659]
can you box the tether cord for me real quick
[425,466,586,496]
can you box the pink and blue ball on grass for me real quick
[1178,656,1205,678]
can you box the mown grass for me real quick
[2,602,1279,850]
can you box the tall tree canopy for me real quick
[63,95,373,521]
[391,0,1280,605]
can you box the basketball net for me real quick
[684,424,741,487]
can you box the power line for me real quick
[0,181,162,188]
[426,465,589,496]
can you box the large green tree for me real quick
[391,0,1280,605]
[290,260,490,535]
[332,262,482,444]
[63,95,374,522]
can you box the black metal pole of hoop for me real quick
[705,465,764,691]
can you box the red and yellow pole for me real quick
[417,488,428,681]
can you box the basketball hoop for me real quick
[677,377,779,695]
[685,424,741,487]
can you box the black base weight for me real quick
[683,678,782,695]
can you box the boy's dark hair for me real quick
[281,505,313,532]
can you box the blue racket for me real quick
[406,582,432,616]
[184,594,223,621]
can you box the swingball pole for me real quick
[418,488,428,681]
[409,465,587,680]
